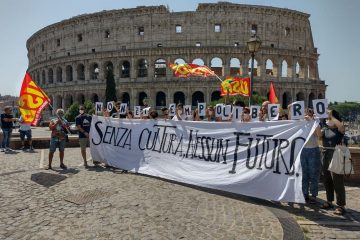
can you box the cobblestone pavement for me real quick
[0,148,283,240]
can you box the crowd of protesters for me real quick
[0,99,350,215]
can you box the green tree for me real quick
[64,102,80,122]
[83,100,95,115]
[105,68,117,103]
[329,102,360,122]
[210,94,267,107]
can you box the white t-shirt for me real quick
[19,117,31,131]
[172,114,192,121]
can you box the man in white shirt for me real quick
[19,116,33,151]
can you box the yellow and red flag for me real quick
[169,63,215,77]
[18,72,50,125]
[269,81,279,104]
[220,77,250,96]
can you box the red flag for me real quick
[220,77,250,96]
[269,81,279,104]
[18,72,50,125]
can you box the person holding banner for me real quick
[75,105,92,167]
[205,106,216,122]
[172,103,191,121]
[1,106,17,152]
[241,107,251,122]
[300,109,322,204]
[259,101,270,121]
[320,109,346,215]
[161,107,170,120]
[46,109,69,170]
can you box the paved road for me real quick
[1,148,360,239]
[0,148,283,240]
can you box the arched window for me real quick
[91,93,99,103]
[230,58,241,76]
[248,58,258,76]
[210,57,223,76]
[77,93,85,104]
[105,61,114,73]
[282,92,292,109]
[48,68,54,83]
[295,62,300,78]
[192,91,204,106]
[66,65,73,82]
[42,70,46,84]
[77,64,85,80]
[154,59,167,78]
[121,61,130,78]
[137,59,148,77]
[90,63,99,80]
[56,67,62,82]
[121,92,130,106]
[55,95,62,109]
[174,58,186,65]
[64,95,73,109]
[138,92,148,106]
[266,59,273,75]
[211,91,221,101]
[174,91,185,104]
[308,92,315,108]
[156,91,166,106]
[296,92,305,101]
[281,60,288,77]
[192,58,204,66]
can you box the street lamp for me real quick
[246,34,262,106]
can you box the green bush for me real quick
[210,94,267,107]
[64,100,95,122]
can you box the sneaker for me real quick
[0,148,4,152]
[93,160,101,165]
[19,146,26,151]
[60,163,67,169]
[309,196,317,204]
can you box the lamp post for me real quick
[246,34,262,106]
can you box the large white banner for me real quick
[90,116,318,203]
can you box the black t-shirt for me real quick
[75,114,92,138]
[1,113,14,129]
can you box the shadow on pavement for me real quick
[30,172,67,187]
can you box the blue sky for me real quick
[0,0,359,102]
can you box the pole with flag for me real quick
[18,72,51,126]
[269,81,279,104]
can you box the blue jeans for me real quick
[1,128,12,148]
[300,147,321,197]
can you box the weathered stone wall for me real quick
[26,2,326,112]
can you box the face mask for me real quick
[79,110,85,114]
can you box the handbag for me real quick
[328,145,354,175]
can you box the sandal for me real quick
[334,207,345,215]
[45,165,52,170]
[320,202,333,210]
[60,163,67,170]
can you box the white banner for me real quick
[90,116,318,203]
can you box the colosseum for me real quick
[26,2,326,113]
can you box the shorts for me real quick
[49,137,66,153]
[19,130,32,140]
[79,138,89,149]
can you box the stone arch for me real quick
[138,92,148,106]
[77,93,85,104]
[230,58,241,76]
[121,60,130,78]
[308,92,315,108]
[120,92,130,106]
[192,58,205,65]
[42,70,46,85]
[137,59,148,78]
[64,95,73,109]
[296,61,305,78]
[295,62,300,78]
[248,57,259,76]
[174,58,186,65]
[282,92,292,109]
[89,62,99,80]
[91,93,99,103]
[104,61,114,76]
[156,91,166,107]
[36,71,40,84]
[77,64,85,80]
[281,60,288,77]
[55,95,62,109]
[296,92,305,101]
[174,91,185,104]
[210,57,223,76]
[192,91,204,106]
[154,59,167,78]
[309,61,317,79]
[56,67,62,82]
[265,59,274,76]
[66,65,73,82]
[211,90,221,101]
[48,68,54,84]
